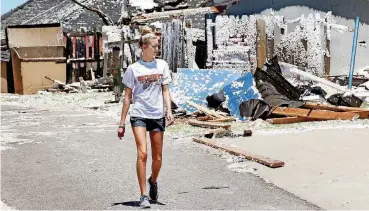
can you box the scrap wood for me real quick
[266,116,323,124]
[197,115,215,121]
[302,103,369,119]
[272,107,359,120]
[279,62,348,93]
[208,117,235,122]
[193,138,284,168]
[303,102,369,112]
[45,76,66,86]
[186,101,226,118]
[188,119,231,129]
[45,76,79,92]
[355,111,369,119]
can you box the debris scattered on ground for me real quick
[166,55,369,168]
[243,130,253,137]
[43,76,114,94]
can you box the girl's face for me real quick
[142,38,159,58]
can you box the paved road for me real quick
[1,105,319,210]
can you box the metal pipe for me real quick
[348,17,360,89]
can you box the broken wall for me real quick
[20,61,66,95]
[7,25,67,94]
[225,0,369,76]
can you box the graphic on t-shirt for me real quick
[137,74,164,89]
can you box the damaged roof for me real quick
[1,0,122,34]
[1,0,207,36]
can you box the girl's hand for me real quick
[117,126,125,140]
[166,111,174,126]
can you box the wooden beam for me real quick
[20,57,66,62]
[256,19,267,69]
[272,107,359,120]
[193,138,285,168]
[132,7,218,22]
[266,116,323,124]
[186,101,226,118]
[355,111,369,119]
[279,62,348,93]
[197,116,215,121]
[188,119,231,129]
[303,102,369,112]
[208,117,235,122]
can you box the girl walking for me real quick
[117,27,174,208]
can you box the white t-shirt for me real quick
[122,59,172,119]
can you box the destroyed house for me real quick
[204,0,369,76]
[1,0,215,92]
[1,0,209,34]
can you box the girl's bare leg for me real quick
[149,131,164,183]
[132,126,148,195]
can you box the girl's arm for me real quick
[162,85,174,124]
[120,87,133,126]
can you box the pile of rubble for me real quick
[40,76,114,94]
[173,56,369,122]
[170,56,369,168]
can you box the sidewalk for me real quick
[211,128,369,209]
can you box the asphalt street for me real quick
[1,105,319,210]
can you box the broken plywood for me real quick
[272,107,359,121]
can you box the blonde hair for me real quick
[139,26,157,47]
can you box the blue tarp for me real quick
[170,68,242,112]
[170,69,260,119]
[223,72,261,119]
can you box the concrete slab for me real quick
[213,128,369,209]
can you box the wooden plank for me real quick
[188,119,231,129]
[355,111,369,119]
[193,138,285,168]
[197,116,215,121]
[20,57,66,62]
[272,107,359,120]
[266,116,323,124]
[208,117,235,122]
[279,62,348,93]
[256,19,267,69]
[186,100,226,118]
[303,102,369,112]
[132,7,219,22]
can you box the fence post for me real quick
[324,17,331,77]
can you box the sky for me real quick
[1,0,27,15]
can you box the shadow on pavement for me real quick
[112,200,166,207]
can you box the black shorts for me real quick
[130,116,166,132]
